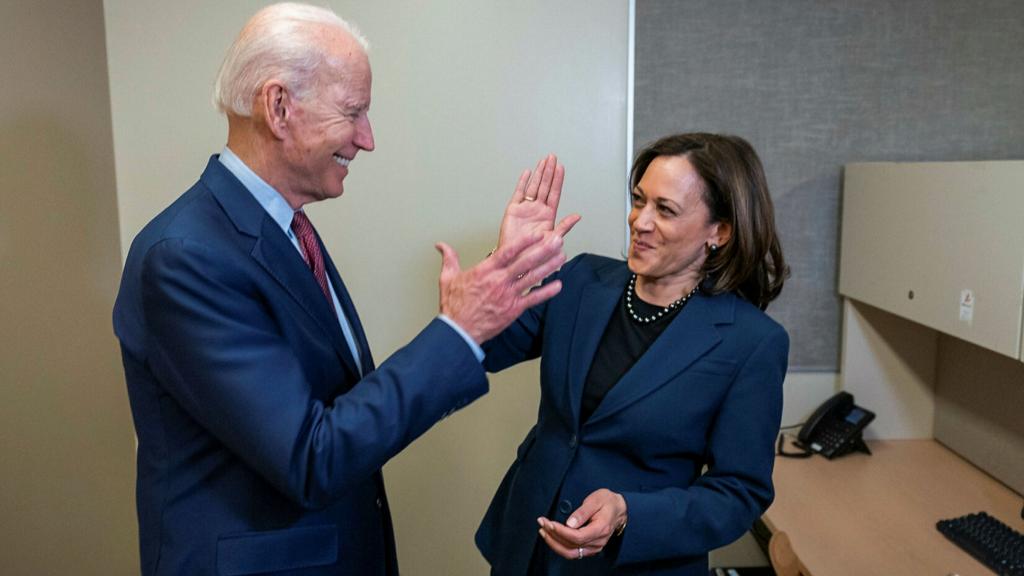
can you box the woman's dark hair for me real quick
[629,132,788,309]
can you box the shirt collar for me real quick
[219,146,296,235]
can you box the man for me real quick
[113,3,574,574]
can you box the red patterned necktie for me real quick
[290,211,335,313]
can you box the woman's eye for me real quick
[658,205,676,216]
[630,193,644,206]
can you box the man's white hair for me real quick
[212,2,369,116]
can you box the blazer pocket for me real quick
[686,358,737,377]
[217,525,338,576]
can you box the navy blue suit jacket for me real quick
[476,254,788,575]
[114,157,487,575]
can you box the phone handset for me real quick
[779,391,875,459]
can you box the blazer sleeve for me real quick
[480,253,585,372]
[140,237,488,509]
[615,323,789,565]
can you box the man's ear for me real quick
[258,81,290,140]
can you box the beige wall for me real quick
[104,1,629,574]
[0,1,137,573]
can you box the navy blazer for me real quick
[114,157,487,576]
[476,254,788,575]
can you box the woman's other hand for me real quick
[536,488,628,560]
[498,154,580,252]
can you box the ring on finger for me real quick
[524,196,537,201]
[577,547,583,560]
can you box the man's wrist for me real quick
[437,314,484,362]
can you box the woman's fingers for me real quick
[545,162,565,209]
[534,154,557,204]
[523,155,548,201]
[542,514,609,547]
[509,169,531,204]
[537,524,603,560]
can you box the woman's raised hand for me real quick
[497,154,580,252]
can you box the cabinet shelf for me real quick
[840,161,1024,361]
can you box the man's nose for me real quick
[355,114,375,152]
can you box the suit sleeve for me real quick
[140,237,488,509]
[614,324,789,565]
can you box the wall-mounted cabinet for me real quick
[840,161,1024,361]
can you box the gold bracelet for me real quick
[615,518,627,537]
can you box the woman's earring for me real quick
[708,243,719,254]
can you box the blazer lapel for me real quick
[584,293,726,427]
[565,267,628,427]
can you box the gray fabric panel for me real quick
[634,0,1024,370]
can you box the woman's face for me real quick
[627,155,726,288]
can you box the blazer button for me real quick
[557,499,573,515]
[376,497,383,508]
[568,434,578,448]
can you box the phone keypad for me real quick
[813,420,857,454]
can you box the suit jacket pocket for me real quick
[217,525,338,575]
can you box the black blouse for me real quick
[579,288,688,423]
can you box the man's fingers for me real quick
[489,230,545,270]
[513,247,565,291]
[507,233,563,275]
[518,279,562,310]
[492,231,559,279]
[434,242,461,285]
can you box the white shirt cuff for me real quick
[438,315,485,363]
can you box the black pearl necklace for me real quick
[625,274,700,324]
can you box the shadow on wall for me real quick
[0,110,138,572]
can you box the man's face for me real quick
[280,47,374,206]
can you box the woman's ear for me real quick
[713,221,733,247]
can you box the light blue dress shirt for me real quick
[218,147,483,367]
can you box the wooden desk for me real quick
[763,439,1024,575]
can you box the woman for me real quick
[476,133,789,575]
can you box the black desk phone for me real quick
[788,391,875,459]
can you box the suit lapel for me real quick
[585,293,726,426]
[322,246,375,373]
[250,220,361,377]
[201,158,359,378]
[565,267,628,427]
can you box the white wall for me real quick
[104,2,629,574]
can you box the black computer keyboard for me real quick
[936,511,1024,576]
